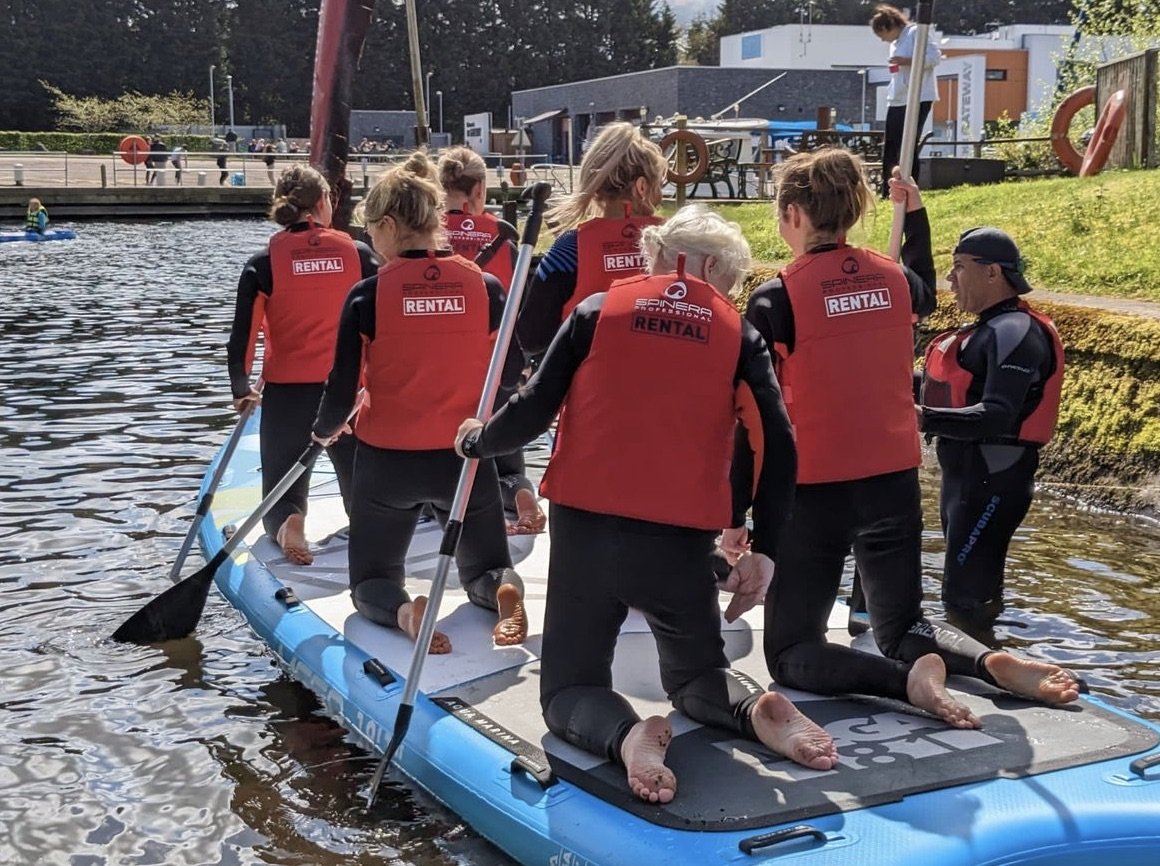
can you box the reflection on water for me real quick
[1,221,1157,864]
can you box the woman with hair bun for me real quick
[438,146,545,536]
[312,151,527,653]
[517,121,668,359]
[741,150,1080,722]
[227,163,379,565]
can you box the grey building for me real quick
[350,110,419,148]
[512,65,869,163]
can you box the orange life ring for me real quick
[1050,86,1095,174]
[509,162,526,185]
[119,135,149,165]
[659,129,709,185]
[1079,89,1128,177]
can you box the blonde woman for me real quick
[456,205,836,804]
[517,121,668,358]
[226,164,379,565]
[743,150,1080,722]
[311,152,527,653]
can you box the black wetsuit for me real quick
[313,251,524,629]
[745,209,997,700]
[226,225,379,538]
[516,229,579,358]
[462,294,798,766]
[920,297,1058,616]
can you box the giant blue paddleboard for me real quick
[0,228,77,243]
[194,408,1160,866]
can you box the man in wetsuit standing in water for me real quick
[920,227,1064,620]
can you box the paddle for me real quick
[168,381,263,582]
[366,181,553,807]
[112,395,363,644]
[473,218,518,271]
[887,0,935,260]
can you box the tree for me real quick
[226,0,318,133]
[682,14,721,65]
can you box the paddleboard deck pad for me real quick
[196,410,1160,865]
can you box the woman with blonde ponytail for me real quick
[226,163,379,565]
[311,151,529,654]
[517,121,668,357]
[741,150,1080,718]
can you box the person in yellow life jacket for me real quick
[455,205,838,805]
[738,150,1079,726]
[25,198,48,234]
[437,145,545,536]
[516,121,668,359]
[311,151,527,654]
[226,164,380,565]
[919,227,1064,620]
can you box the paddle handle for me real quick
[888,1,934,261]
[168,383,263,581]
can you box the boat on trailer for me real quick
[194,408,1160,866]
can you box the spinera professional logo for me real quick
[292,257,345,275]
[663,280,688,300]
[461,218,475,232]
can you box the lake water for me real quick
[1,220,1157,865]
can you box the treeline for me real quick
[0,0,676,136]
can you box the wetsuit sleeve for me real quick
[901,207,936,319]
[516,230,578,357]
[465,293,600,459]
[920,312,1053,440]
[743,276,795,357]
[484,273,525,391]
[313,277,376,439]
[732,322,796,559]
[226,251,273,399]
[355,240,381,278]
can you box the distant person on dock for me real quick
[919,227,1064,621]
[456,205,839,805]
[311,151,528,653]
[227,164,380,566]
[169,146,186,185]
[25,198,48,234]
[263,142,277,184]
[517,121,667,359]
[870,3,941,197]
[212,135,229,185]
[740,150,1079,726]
[145,135,167,185]
[438,145,545,537]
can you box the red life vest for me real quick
[541,269,741,530]
[778,245,920,484]
[565,213,663,320]
[264,224,362,383]
[356,253,492,450]
[922,300,1064,444]
[444,209,515,290]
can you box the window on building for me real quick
[985,69,1008,81]
[741,34,763,60]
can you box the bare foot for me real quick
[276,514,313,565]
[750,692,838,770]
[620,716,676,804]
[984,652,1080,704]
[907,654,980,729]
[493,583,528,646]
[397,597,451,654]
[506,488,546,536]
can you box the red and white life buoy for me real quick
[1050,86,1095,175]
[659,129,709,185]
[1079,89,1128,177]
[119,134,149,166]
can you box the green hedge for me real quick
[0,131,211,154]
[739,271,1160,515]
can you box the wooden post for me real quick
[674,114,687,207]
[100,164,107,188]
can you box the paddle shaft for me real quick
[169,384,263,581]
[888,1,935,261]
[369,183,552,803]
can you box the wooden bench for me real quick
[688,137,741,199]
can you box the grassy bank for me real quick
[687,167,1160,301]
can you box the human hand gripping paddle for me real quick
[112,393,364,644]
[167,380,264,582]
[887,0,935,261]
[365,181,553,808]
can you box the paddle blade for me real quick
[112,550,225,643]
[367,703,413,807]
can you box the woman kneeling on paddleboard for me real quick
[227,164,379,566]
[312,151,527,653]
[456,205,839,804]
